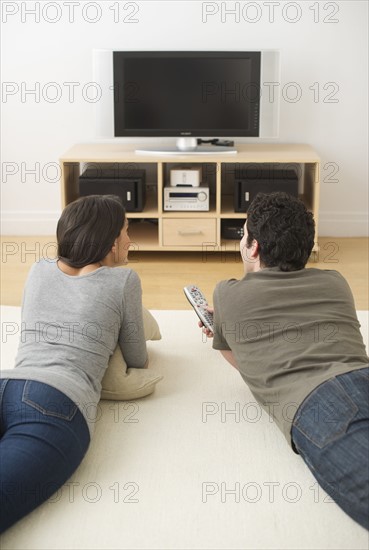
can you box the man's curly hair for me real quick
[246,192,315,271]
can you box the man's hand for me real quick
[198,306,214,338]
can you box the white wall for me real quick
[1,0,368,236]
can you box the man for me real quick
[202,192,368,530]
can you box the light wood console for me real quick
[60,143,320,254]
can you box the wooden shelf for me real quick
[60,143,320,252]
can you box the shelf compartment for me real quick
[128,219,159,251]
[162,162,218,189]
[126,191,158,218]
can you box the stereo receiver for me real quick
[164,186,209,211]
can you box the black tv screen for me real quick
[113,52,261,138]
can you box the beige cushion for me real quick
[100,308,163,401]
[142,307,162,341]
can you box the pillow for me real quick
[100,308,162,401]
[142,307,162,341]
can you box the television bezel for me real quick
[112,51,262,138]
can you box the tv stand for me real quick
[60,143,320,255]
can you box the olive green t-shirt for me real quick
[212,268,369,450]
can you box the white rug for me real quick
[0,306,368,550]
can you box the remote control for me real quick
[183,285,214,332]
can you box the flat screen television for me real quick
[93,50,280,153]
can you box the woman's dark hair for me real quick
[57,195,126,267]
[246,192,315,271]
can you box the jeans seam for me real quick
[0,379,10,433]
[0,379,9,403]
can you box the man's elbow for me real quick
[220,350,239,370]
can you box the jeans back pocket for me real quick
[22,381,78,421]
[292,377,359,449]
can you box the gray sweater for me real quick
[1,259,148,436]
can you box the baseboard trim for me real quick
[318,211,369,237]
[1,211,60,235]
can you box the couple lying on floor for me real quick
[1,192,368,533]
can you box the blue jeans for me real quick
[291,367,369,530]
[0,379,90,533]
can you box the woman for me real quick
[0,195,148,532]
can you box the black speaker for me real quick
[234,169,298,212]
[79,167,146,212]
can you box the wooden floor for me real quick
[1,236,368,309]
